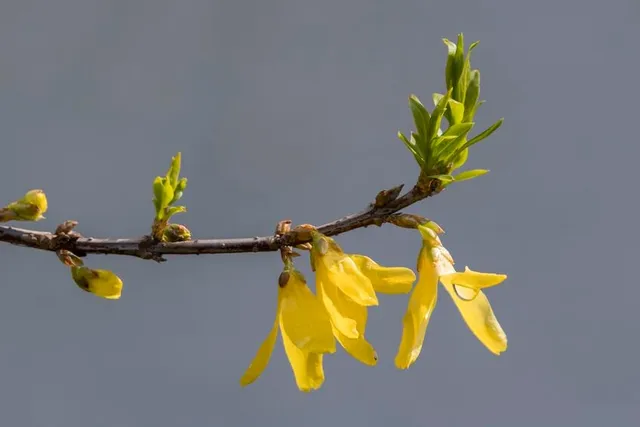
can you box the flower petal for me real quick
[440,266,507,291]
[395,247,439,369]
[279,271,336,353]
[304,352,326,391]
[432,245,455,275]
[330,288,378,366]
[317,278,359,339]
[442,283,508,355]
[350,254,415,294]
[239,304,279,387]
[322,254,378,306]
[282,328,325,392]
[312,236,379,306]
[334,329,378,366]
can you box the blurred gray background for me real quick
[0,0,638,426]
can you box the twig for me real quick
[0,183,435,262]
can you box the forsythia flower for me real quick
[310,232,416,365]
[395,223,507,369]
[71,266,124,300]
[0,189,48,222]
[240,266,336,392]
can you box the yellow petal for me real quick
[395,247,439,369]
[317,274,377,365]
[319,251,378,306]
[417,224,442,246]
[431,245,455,275]
[23,189,48,213]
[279,270,336,353]
[440,266,507,291]
[442,283,507,355]
[317,279,359,339]
[4,189,48,221]
[329,286,378,366]
[304,352,326,391]
[71,267,123,299]
[336,336,377,366]
[92,270,123,299]
[240,300,280,387]
[350,254,415,294]
[334,328,378,366]
[282,328,325,392]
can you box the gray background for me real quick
[0,0,638,426]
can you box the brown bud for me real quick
[278,271,290,288]
[373,184,404,208]
[387,213,430,229]
[55,220,79,235]
[275,219,292,236]
[56,249,84,267]
[290,224,316,242]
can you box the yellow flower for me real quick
[395,223,507,369]
[240,267,336,392]
[310,233,416,366]
[0,189,48,222]
[71,266,123,300]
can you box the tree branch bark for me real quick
[0,183,434,262]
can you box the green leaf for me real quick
[436,131,472,166]
[165,205,187,218]
[443,38,458,92]
[426,174,454,184]
[397,131,425,168]
[432,92,444,107]
[175,177,188,193]
[453,169,489,182]
[439,123,474,141]
[448,99,464,125]
[169,178,187,205]
[427,90,451,148]
[452,34,466,102]
[457,118,504,152]
[451,148,469,170]
[464,70,480,122]
[433,123,474,164]
[409,95,430,143]
[432,92,452,125]
[153,177,174,220]
[168,152,182,189]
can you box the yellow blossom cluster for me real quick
[241,223,507,391]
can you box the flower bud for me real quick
[162,223,192,242]
[2,189,48,221]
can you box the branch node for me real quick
[55,220,79,236]
[371,184,404,208]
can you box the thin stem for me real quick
[0,183,434,262]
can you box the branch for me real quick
[0,183,434,262]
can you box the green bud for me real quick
[162,223,192,242]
